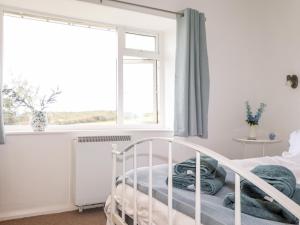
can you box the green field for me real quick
[4,111,116,125]
[4,110,156,125]
[47,111,117,125]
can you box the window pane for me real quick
[125,33,156,52]
[123,59,158,124]
[3,15,117,126]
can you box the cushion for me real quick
[289,130,300,155]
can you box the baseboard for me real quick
[0,204,78,222]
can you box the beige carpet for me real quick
[0,208,107,225]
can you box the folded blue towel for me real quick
[224,192,299,224]
[292,188,300,204]
[171,166,227,194]
[224,165,299,224]
[201,166,227,195]
[241,165,296,199]
[174,156,218,178]
[172,173,196,191]
[170,156,226,195]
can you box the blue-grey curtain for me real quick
[0,91,5,144]
[174,8,210,138]
[0,13,4,144]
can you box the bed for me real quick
[105,137,300,225]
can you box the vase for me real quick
[31,111,48,132]
[248,125,257,140]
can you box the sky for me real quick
[3,14,155,114]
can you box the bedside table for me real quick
[233,138,281,158]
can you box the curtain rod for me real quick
[99,0,184,17]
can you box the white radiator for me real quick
[73,135,131,211]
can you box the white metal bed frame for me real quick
[109,137,300,225]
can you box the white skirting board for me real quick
[0,204,77,222]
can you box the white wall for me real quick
[0,133,73,220]
[0,0,178,220]
[0,131,183,221]
[0,0,296,221]
[254,0,300,155]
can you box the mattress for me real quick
[105,154,300,225]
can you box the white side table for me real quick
[233,138,281,158]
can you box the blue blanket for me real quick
[224,165,299,224]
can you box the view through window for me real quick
[123,58,158,124]
[3,14,160,128]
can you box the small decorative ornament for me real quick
[245,101,266,140]
[31,111,48,132]
[269,132,276,140]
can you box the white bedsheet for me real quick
[105,153,300,225]
[105,184,194,225]
[233,153,300,184]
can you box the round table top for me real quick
[233,137,282,144]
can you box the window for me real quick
[2,13,161,129]
[123,32,159,125]
[121,31,160,125]
[123,57,158,124]
[125,33,157,52]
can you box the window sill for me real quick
[5,128,173,136]
[6,130,71,136]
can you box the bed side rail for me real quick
[110,137,300,225]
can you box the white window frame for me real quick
[124,30,160,56]
[117,27,163,129]
[0,6,165,132]
[122,58,159,124]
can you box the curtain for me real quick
[0,12,5,144]
[174,8,210,138]
[0,95,5,144]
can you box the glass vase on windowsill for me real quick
[31,111,48,132]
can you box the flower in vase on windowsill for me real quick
[245,101,266,140]
[3,81,61,132]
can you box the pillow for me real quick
[288,130,300,155]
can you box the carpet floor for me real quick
[0,208,107,225]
